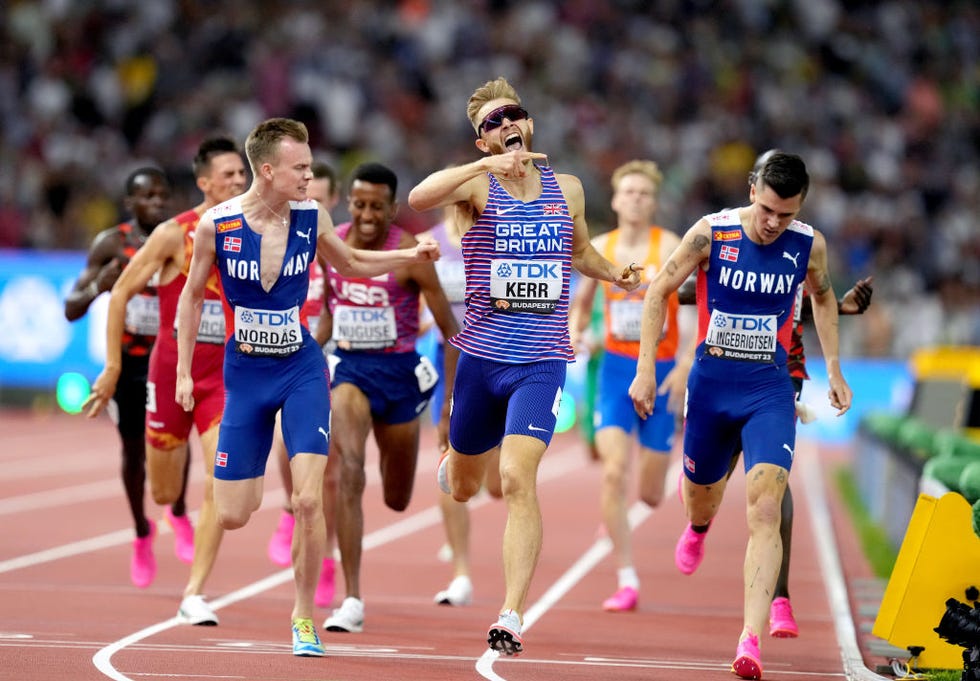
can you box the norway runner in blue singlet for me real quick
[628,151,852,680]
[176,119,438,657]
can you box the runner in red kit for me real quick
[85,138,248,622]
[66,167,189,588]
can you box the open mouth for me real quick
[504,132,523,152]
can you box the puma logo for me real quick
[296,228,312,244]
[782,443,794,458]
[782,251,799,268]
[318,426,329,444]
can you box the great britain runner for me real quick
[408,76,640,656]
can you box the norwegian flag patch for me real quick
[216,451,229,467]
[719,244,739,262]
[224,236,242,253]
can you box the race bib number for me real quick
[175,299,225,344]
[332,304,397,350]
[609,299,644,341]
[704,309,777,362]
[125,294,160,336]
[233,305,302,357]
[415,354,439,393]
[489,259,562,314]
[145,380,157,414]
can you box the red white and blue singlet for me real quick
[450,165,575,364]
[448,166,574,454]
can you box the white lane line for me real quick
[800,440,889,681]
[0,480,130,515]
[4,456,110,481]
[0,483,274,574]
[0,528,145,574]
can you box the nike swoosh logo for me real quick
[496,205,519,215]
[528,424,549,432]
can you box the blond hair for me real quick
[244,118,309,173]
[611,160,663,194]
[467,77,522,133]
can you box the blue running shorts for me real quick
[449,352,567,455]
[596,350,675,453]
[216,341,331,481]
[330,349,437,425]
[682,365,796,485]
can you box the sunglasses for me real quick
[478,105,529,135]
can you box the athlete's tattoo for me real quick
[812,271,832,296]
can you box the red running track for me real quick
[0,408,883,680]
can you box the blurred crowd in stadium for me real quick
[0,0,976,357]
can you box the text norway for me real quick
[717,266,795,294]
[225,252,309,281]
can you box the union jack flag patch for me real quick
[542,203,564,215]
[719,244,739,262]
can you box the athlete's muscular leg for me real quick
[595,426,633,571]
[183,425,222,597]
[682,468,729,525]
[119,435,151,535]
[289,451,328,621]
[636,446,671,508]
[498,434,547,618]
[147,443,190,505]
[213,477,264,529]
[773,486,794,599]
[272,412,294,510]
[446,446,491,502]
[330,383,374,601]
[322,447,340,559]
[373,419,421,511]
[742,463,788,639]
[441,448,501,580]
